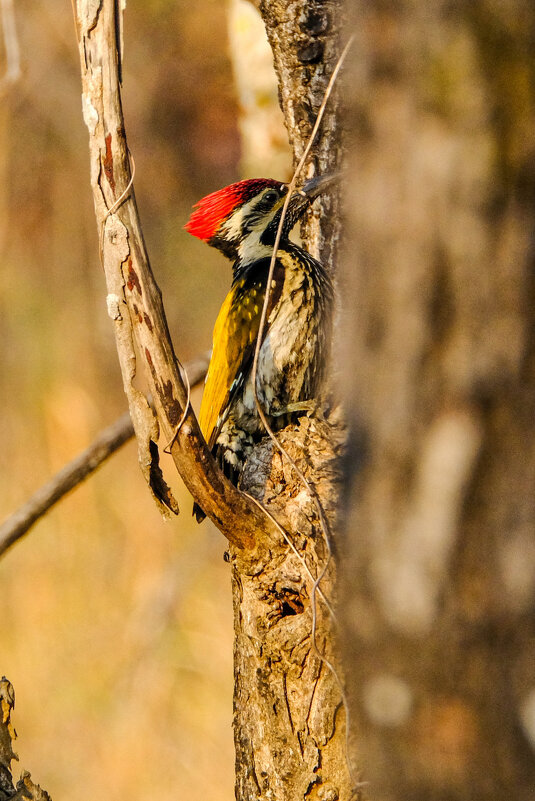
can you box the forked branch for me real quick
[74,0,278,550]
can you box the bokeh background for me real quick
[0,1,289,798]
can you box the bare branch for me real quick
[0,412,132,558]
[74,0,279,551]
[0,354,210,559]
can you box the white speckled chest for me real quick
[235,248,331,432]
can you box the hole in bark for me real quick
[279,589,305,616]
[281,601,300,616]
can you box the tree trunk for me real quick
[233,418,352,801]
[259,0,345,270]
[340,3,535,799]
[230,3,354,798]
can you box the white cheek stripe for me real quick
[238,237,274,264]
[221,194,281,265]
[221,196,258,239]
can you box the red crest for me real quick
[185,179,282,242]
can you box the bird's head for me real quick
[185,175,334,264]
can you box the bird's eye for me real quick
[264,190,279,204]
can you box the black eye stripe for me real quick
[249,191,280,222]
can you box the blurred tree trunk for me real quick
[340,2,535,800]
[0,98,10,255]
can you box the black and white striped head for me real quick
[185,176,331,264]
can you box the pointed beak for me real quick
[282,173,339,234]
[298,173,339,200]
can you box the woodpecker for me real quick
[186,175,334,521]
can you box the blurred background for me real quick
[0,1,289,797]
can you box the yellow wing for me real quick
[199,277,265,449]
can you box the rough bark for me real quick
[233,416,353,801]
[340,3,535,799]
[231,3,353,798]
[259,0,345,270]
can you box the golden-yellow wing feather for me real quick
[199,277,265,450]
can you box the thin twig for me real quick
[0,353,209,559]
[0,413,133,558]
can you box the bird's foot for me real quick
[271,400,316,417]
